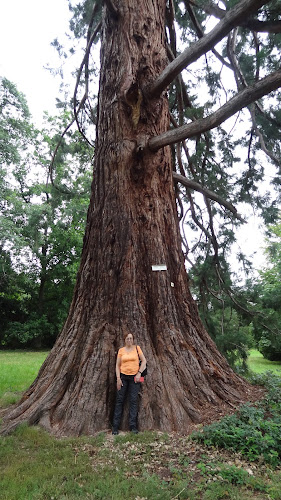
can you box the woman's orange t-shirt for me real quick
[118,345,143,375]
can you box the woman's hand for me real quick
[117,377,123,390]
[134,371,141,383]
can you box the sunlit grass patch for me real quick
[0,424,105,500]
[0,425,189,500]
[267,470,281,500]
[0,350,49,407]
[248,350,281,374]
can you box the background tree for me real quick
[0,79,91,348]
[0,77,31,167]
[249,219,281,361]
[0,77,34,343]
[189,256,255,370]
[2,0,281,436]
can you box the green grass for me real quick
[1,425,281,500]
[0,349,281,499]
[0,350,49,406]
[248,349,281,374]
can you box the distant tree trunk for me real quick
[2,0,257,436]
[38,241,48,316]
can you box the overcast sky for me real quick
[0,0,70,123]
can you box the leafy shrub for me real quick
[249,371,281,413]
[192,373,281,467]
[213,465,249,485]
[258,333,281,361]
[2,314,56,348]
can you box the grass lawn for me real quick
[0,349,281,499]
[248,349,281,374]
[0,350,49,407]
[1,424,281,500]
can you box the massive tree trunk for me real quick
[2,0,257,436]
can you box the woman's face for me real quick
[125,333,134,346]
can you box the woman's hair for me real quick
[123,330,134,342]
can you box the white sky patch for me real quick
[0,0,70,124]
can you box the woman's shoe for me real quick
[131,428,139,434]
[112,429,119,435]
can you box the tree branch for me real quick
[50,4,102,192]
[73,20,102,145]
[191,0,225,20]
[204,196,219,258]
[227,28,247,90]
[49,119,76,195]
[166,45,192,108]
[166,0,177,56]
[104,0,119,19]
[148,69,281,150]
[242,19,281,34]
[249,104,281,166]
[173,172,243,220]
[182,0,232,69]
[191,0,281,33]
[185,189,213,243]
[146,0,271,98]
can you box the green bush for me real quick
[258,333,281,361]
[192,373,281,467]
[249,371,281,412]
[1,315,56,349]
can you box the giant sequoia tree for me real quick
[2,0,281,435]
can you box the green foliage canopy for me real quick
[250,219,281,360]
[0,78,92,348]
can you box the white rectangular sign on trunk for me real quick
[151,264,167,271]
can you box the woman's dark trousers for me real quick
[112,374,141,431]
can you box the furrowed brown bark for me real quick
[2,0,258,437]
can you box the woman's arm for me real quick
[135,350,146,382]
[138,352,146,374]
[116,356,122,390]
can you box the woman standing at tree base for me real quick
[112,332,146,435]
